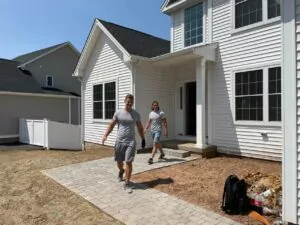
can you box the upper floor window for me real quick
[184,3,203,47]
[93,81,116,120]
[235,0,281,29]
[46,75,53,87]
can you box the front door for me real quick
[185,82,196,136]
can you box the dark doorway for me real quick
[185,82,196,136]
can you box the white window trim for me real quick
[46,75,53,87]
[231,0,281,34]
[182,0,206,49]
[92,79,118,123]
[231,62,281,127]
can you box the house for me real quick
[0,42,81,144]
[282,1,298,224]
[74,0,282,161]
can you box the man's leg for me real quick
[117,161,124,181]
[125,162,132,183]
[123,146,135,193]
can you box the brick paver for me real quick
[43,153,241,225]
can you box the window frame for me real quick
[231,0,281,34]
[92,79,118,122]
[46,75,53,87]
[231,63,281,127]
[182,0,207,48]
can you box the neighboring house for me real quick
[0,42,81,144]
[74,0,282,161]
[282,1,298,224]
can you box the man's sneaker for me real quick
[158,153,165,160]
[118,169,125,182]
[124,182,133,193]
[148,158,153,164]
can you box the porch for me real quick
[144,43,218,149]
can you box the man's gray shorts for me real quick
[114,142,136,162]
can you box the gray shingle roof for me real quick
[0,59,78,97]
[12,42,66,64]
[98,19,170,58]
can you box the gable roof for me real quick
[97,19,170,58]
[13,42,66,64]
[0,58,78,97]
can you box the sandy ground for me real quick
[132,154,281,225]
[0,145,281,225]
[0,146,123,225]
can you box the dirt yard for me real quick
[132,154,281,225]
[0,146,281,225]
[0,146,123,225]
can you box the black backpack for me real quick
[221,175,250,215]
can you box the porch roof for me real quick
[131,43,218,67]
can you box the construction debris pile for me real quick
[243,172,282,216]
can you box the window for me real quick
[46,75,53,87]
[234,66,281,123]
[268,0,280,19]
[235,70,263,121]
[184,3,203,47]
[93,81,116,119]
[268,67,281,121]
[234,0,281,29]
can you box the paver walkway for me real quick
[43,153,242,225]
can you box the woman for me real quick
[144,101,168,164]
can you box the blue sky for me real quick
[0,0,170,59]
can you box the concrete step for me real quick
[163,148,191,158]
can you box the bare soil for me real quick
[0,146,281,225]
[132,154,281,225]
[0,146,123,225]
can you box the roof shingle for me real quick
[98,19,170,58]
[0,58,78,96]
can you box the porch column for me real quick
[196,58,206,148]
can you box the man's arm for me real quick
[102,119,117,145]
[136,120,145,139]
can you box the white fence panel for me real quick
[19,118,46,147]
[48,121,81,150]
[19,118,81,150]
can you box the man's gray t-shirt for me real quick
[149,110,165,132]
[113,109,141,146]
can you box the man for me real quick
[102,94,145,193]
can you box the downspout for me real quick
[78,77,85,150]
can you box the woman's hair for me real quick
[124,94,134,101]
[151,101,160,110]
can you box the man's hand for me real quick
[164,131,168,137]
[141,138,146,149]
[102,135,107,145]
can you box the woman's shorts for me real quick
[151,131,162,144]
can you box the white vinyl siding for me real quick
[211,0,282,160]
[172,10,183,52]
[83,33,131,146]
[296,0,300,221]
[134,64,175,149]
